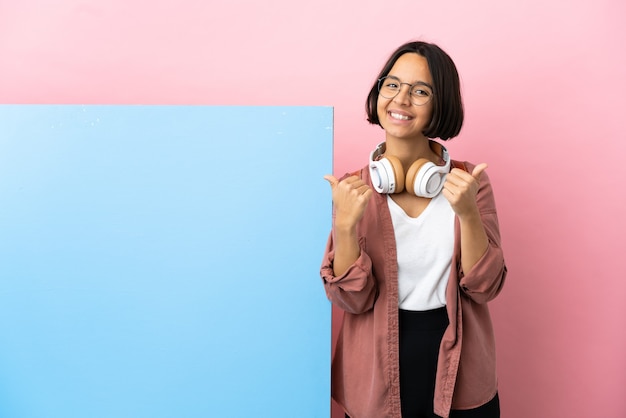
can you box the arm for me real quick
[320,234,378,314]
[443,164,507,303]
[323,175,372,276]
[320,174,378,313]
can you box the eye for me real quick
[411,87,430,97]
[384,80,399,90]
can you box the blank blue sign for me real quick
[0,105,332,418]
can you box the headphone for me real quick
[368,141,451,198]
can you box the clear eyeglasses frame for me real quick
[377,76,434,106]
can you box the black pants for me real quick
[346,308,500,418]
[448,393,500,417]
[399,307,449,418]
[345,394,500,418]
[346,393,500,418]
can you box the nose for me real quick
[393,84,412,105]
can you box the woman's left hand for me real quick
[442,163,487,219]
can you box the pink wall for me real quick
[2,1,625,417]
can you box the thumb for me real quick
[472,163,488,181]
[323,174,339,189]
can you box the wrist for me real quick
[456,206,481,223]
[334,220,357,236]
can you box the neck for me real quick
[383,136,441,167]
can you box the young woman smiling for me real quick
[321,41,507,418]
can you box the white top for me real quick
[387,192,455,311]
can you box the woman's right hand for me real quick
[324,175,373,230]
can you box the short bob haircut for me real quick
[366,41,464,141]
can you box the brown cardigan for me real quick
[320,160,507,418]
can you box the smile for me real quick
[389,112,412,121]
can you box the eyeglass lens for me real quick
[378,77,432,106]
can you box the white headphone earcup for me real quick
[369,156,405,194]
[419,167,447,197]
[406,159,447,198]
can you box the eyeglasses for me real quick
[377,76,433,106]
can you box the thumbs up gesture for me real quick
[442,163,488,218]
[324,174,373,230]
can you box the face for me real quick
[377,53,434,142]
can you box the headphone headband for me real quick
[370,142,387,162]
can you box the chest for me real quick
[388,192,432,218]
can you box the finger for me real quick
[445,169,471,189]
[342,175,363,186]
[472,163,488,180]
[323,174,338,188]
[362,187,374,201]
[355,185,373,200]
[353,187,374,207]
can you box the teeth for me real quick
[390,112,410,120]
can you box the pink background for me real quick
[2,1,625,417]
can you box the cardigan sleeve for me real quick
[458,169,507,304]
[320,234,378,314]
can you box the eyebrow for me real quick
[387,75,433,90]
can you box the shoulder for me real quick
[340,164,371,182]
[451,159,472,172]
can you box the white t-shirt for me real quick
[387,192,455,311]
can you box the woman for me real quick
[321,41,507,418]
